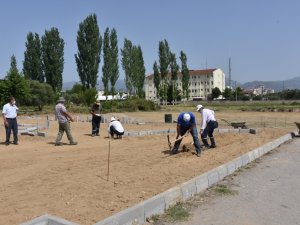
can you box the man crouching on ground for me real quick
[171,112,201,157]
[108,117,124,139]
[54,97,78,146]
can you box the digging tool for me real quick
[167,132,188,151]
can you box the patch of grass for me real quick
[213,184,238,195]
[164,202,190,222]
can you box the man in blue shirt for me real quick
[171,112,201,157]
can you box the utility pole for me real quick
[229,57,232,88]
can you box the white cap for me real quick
[196,104,203,111]
[111,117,116,121]
[183,113,191,122]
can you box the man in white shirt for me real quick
[108,117,124,139]
[2,96,19,145]
[196,104,218,149]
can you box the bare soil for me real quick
[0,111,297,225]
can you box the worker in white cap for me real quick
[171,112,201,157]
[196,105,218,149]
[107,117,124,139]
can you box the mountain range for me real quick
[226,76,300,91]
[63,76,300,92]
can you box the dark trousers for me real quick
[92,116,101,135]
[5,118,18,144]
[110,126,124,137]
[201,121,218,146]
[172,125,201,154]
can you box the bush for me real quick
[101,98,158,112]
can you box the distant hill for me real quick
[241,76,300,91]
[63,79,126,91]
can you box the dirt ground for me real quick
[0,110,298,225]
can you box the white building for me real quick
[144,68,225,101]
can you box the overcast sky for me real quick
[0,0,299,83]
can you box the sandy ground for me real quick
[0,110,298,225]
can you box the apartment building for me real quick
[144,68,225,101]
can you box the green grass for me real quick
[164,202,190,222]
[213,184,238,195]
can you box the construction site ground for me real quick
[0,110,298,225]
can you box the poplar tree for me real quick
[41,27,65,92]
[6,55,30,103]
[75,13,102,88]
[23,32,44,82]
[158,39,170,103]
[180,51,190,101]
[109,28,119,97]
[153,61,160,98]
[102,28,110,95]
[169,52,179,104]
[134,46,146,98]
[121,38,134,95]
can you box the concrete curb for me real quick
[19,214,79,225]
[92,132,293,225]
[19,132,293,225]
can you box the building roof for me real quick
[146,68,217,78]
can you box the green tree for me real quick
[121,38,134,95]
[169,52,179,104]
[29,80,54,110]
[75,13,102,88]
[41,27,65,92]
[158,39,170,103]
[222,87,232,99]
[133,45,145,98]
[23,32,44,82]
[102,27,110,95]
[153,61,160,98]
[211,87,221,99]
[65,83,85,105]
[179,51,190,101]
[109,28,119,97]
[5,55,30,104]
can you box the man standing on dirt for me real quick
[2,96,18,145]
[90,100,102,137]
[54,97,77,146]
[196,104,218,149]
[171,112,201,157]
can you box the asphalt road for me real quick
[163,138,300,225]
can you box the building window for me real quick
[211,81,214,85]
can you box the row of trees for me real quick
[153,39,190,104]
[1,13,148,108]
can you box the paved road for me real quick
[164,138,300,225]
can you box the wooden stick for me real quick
[107,137,111,181]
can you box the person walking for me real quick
[54,97,77,146]
[90,100,102,137]
[107,117,124,139]
[171,112,201,157]
[196,104,218,149]
[2,96,19,145]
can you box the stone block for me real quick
[163,187,182,208]
[207,170,219,186]
[20,214,79,225]
[216,165,228,180]
[226,161,236,175]
[114,203,144,225]
[195,174,208,193]
[143,194,166,219]
[181,179,197,200]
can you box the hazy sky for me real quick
[0,0,299,83]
